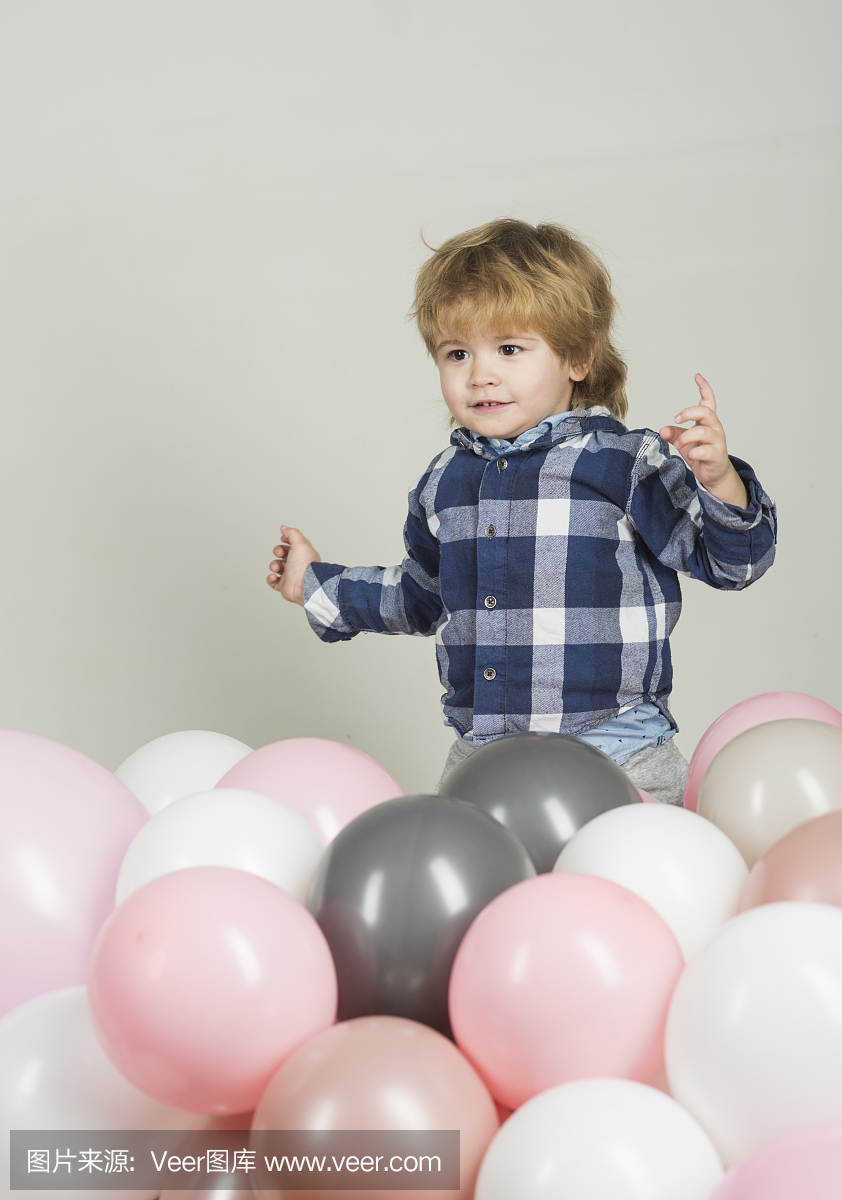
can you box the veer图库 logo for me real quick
[10,1130,460,1191]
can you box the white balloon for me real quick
[115,731,253,816]
[474,1078,723,1200]
[115,788,322,905]
[665,901,842,1165]
[554,803,748,960]
[0,986,201,1200]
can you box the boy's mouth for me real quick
[473,401,511,408]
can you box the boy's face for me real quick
[435,328,587,441]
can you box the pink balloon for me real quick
[449,873,683,1110]
[0,729,147,1018]
[216,738,403,844]
[740,810,842,911]
[252,1015,498,1200]
[88,866,337,1114]
[684,692,842,812]
[708,1121,842,1199]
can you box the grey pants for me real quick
[436,735,688,806]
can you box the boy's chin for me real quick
[462,412,523,439]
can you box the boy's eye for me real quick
[447,349,469,361]
[500,345,520,356]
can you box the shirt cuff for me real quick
[696,456,777,533]
[302,562,357,641]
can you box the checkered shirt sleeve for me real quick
[628,433,777,588]
[302,454,448,642]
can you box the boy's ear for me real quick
[570,340,596,382]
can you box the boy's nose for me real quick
[470,358,499,385]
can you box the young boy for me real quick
[267,219,777,805]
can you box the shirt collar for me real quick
[469,408,577,453]
[452,405,615,459]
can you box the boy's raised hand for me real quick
[267,526,321,606]
[659,374,749,509]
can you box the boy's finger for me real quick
[672,429,718,453]
[683,444,718,461]
[694,373,717,410]
[273,545,287,557]
[673,404,720,426]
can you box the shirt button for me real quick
[485,524,497,539]
[484,596,497,609]
[483,667,497,680]
[497,458,508,471]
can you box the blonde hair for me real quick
[408,217,628,421]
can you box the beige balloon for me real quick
[698,718,842,867]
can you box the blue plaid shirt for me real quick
[303,407,777,745]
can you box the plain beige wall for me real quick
[1,0,839,795]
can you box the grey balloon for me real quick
[440,732,641,873]
[306,794,535,1038]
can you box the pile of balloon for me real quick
[3,690,842,1200]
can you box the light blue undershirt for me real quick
[466,408,676,765]
[575,702,674,766]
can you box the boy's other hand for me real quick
[659,374,749,509]
[267,526,321,606]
